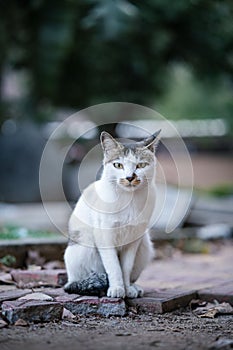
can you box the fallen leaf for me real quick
[14,319,28,327]
[192,300,233,318]
[0,319,8,328]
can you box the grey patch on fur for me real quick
[68,230,80,245]
[64,272,109,297]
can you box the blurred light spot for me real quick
[118,0,138,16]
[117,118,228,139]
[1,119,17,135]
[67,120,97,140]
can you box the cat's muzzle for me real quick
[120,177,141,187]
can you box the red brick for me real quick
[11,269,67,287]
[126,290,197,314]
[198,281,233,305]
[1,300,63,324]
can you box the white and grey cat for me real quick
[64,130,161,298]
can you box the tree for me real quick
[0,0,232,123]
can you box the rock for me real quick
[62,308,76,320]
[64,296,126,317]
[18,292,53,301]
[1,300,63,324]
[0,289,32,303]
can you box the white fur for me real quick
[64,135,158,298]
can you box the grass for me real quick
[195,184,233,198]
[0,225,60,240]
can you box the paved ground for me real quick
[138,241,233,291]
[0,241,232,350]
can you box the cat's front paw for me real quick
[126,284,144,298]
[107,286,125,298]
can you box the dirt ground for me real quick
[1,307,233,350]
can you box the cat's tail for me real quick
[64,272,109,297]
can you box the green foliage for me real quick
[0,225,59,240]
[155,65,233,125]
[206,184,233,197]
[0,254,16,267]
[0,0,232,122]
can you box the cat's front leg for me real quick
[120,241,142,298]
[98,248,125,298]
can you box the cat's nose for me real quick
[126,175,136,182]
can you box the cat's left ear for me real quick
[142,129,161,153]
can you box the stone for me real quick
[11,269,67,287]
[62,308,76,320]
[126,290,197,314]
[18,292,53,301]
[0,289,32,303]
[64,296,126,317]
[1,300,63,324]
[198,281,233,305]
[98,297,127,316]
[55,294,79,303]
[33,287,66,298]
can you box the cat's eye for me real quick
[113,162,124,169]
[136,162,148,169]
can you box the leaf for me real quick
[192,300,233,318]
[14,319,28,327]
[0,319,8,328]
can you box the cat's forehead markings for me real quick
[123,147,137,162]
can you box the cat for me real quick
[64,130,161,298]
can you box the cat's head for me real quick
[100,130,161,191]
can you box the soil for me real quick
[1,308,232,350]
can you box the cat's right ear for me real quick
[100,132,123,153]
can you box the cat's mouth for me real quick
[119,178,141,188]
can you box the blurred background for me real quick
[0,0,233,249]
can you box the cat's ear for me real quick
[100,131,123,154]
[141,129,161,153]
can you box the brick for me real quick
[11,269,67,287]
[64,296,126,317]
[0,289,32,304]
[1,300,63,324]
[126,290,197,314]
[198,281,233,305]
